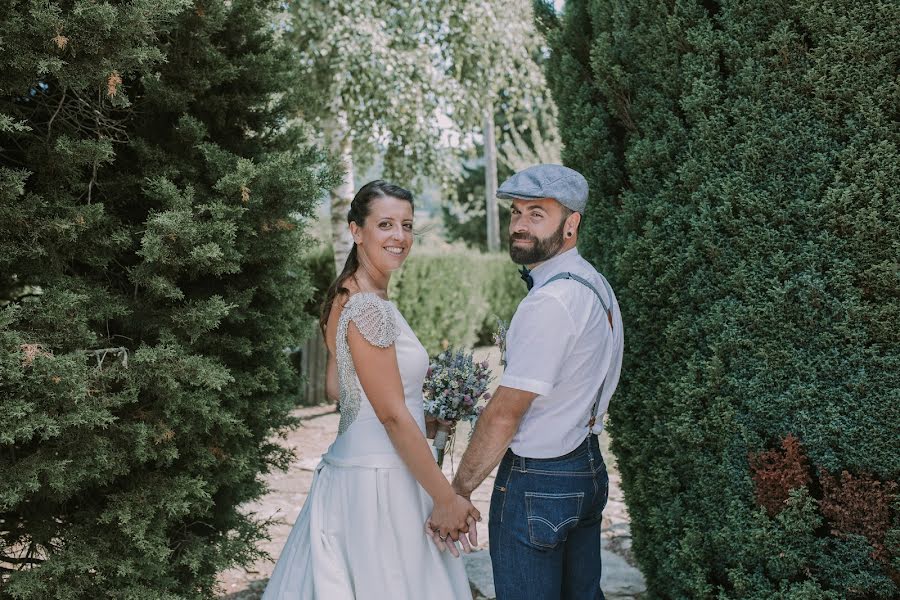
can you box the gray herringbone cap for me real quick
[496,164,589,213]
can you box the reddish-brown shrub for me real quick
[819,469,898,561]
[748,434,813,517]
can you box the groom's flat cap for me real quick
[497,164,589,213]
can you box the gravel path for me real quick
[217,347,645,599]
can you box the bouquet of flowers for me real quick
[423,348,493,466]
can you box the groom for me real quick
[430,164,624,599]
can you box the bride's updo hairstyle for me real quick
[320,180,414,333]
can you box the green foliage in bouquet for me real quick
[540,0,899,597]
[391,250,526,354]
[423,348,492,422]
[0,1,336,597]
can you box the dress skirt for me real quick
[261,452,471,599]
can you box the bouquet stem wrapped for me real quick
[432,421,453,467]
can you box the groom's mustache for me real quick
[510,233,537,243]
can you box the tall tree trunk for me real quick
[328,109,355,277]
[484,102,500,252]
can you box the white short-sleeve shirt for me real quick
[500,248,624,458]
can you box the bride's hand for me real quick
[426,495,480,557]
[425,413,437,439]
[425,514,478,557]
[425,416,456,440]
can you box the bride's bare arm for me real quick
[324,300,341,404]
[325,353,338,403]
[348,323,479,540]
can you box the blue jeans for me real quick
[489,435,609,600]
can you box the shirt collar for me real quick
[529,247,580,290]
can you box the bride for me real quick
[262,181,479,599]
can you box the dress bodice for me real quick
[327,293,430,464]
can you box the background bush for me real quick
[540,0,899,597]
[391,250,526,354]
[443,159,513,252]
[0,1,334,597]
[299,244,337,320]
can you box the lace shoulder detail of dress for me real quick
[335,293,400,434]
[342,292,400,348]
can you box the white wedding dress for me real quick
[262,293,471,599]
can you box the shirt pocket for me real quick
[524,491,584,549]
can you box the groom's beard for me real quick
[508,219,566,265]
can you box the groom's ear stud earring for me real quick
[567,232,573,237]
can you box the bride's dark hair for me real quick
[320,180,414,334]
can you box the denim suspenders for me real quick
[539,272,615,431]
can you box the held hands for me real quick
[425,493,481,558]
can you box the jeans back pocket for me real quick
[524,491,584,549]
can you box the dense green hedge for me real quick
[391,250,526,354]
[0,2,334,597]
[540,0,899,598]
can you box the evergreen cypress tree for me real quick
[1,1,335,597]
[540,0,899,597]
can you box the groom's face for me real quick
[508,198,567,265]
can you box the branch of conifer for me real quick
[85,347,129,369]
[47,86,67,137]
[0,555,42,565]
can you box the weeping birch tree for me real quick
[287,0,556,268]
[442,0,558,251]
[287,1,468,274]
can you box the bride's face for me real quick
[351,196,414,272]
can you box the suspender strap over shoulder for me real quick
[539,271,615,430]
[542,272,614,330]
